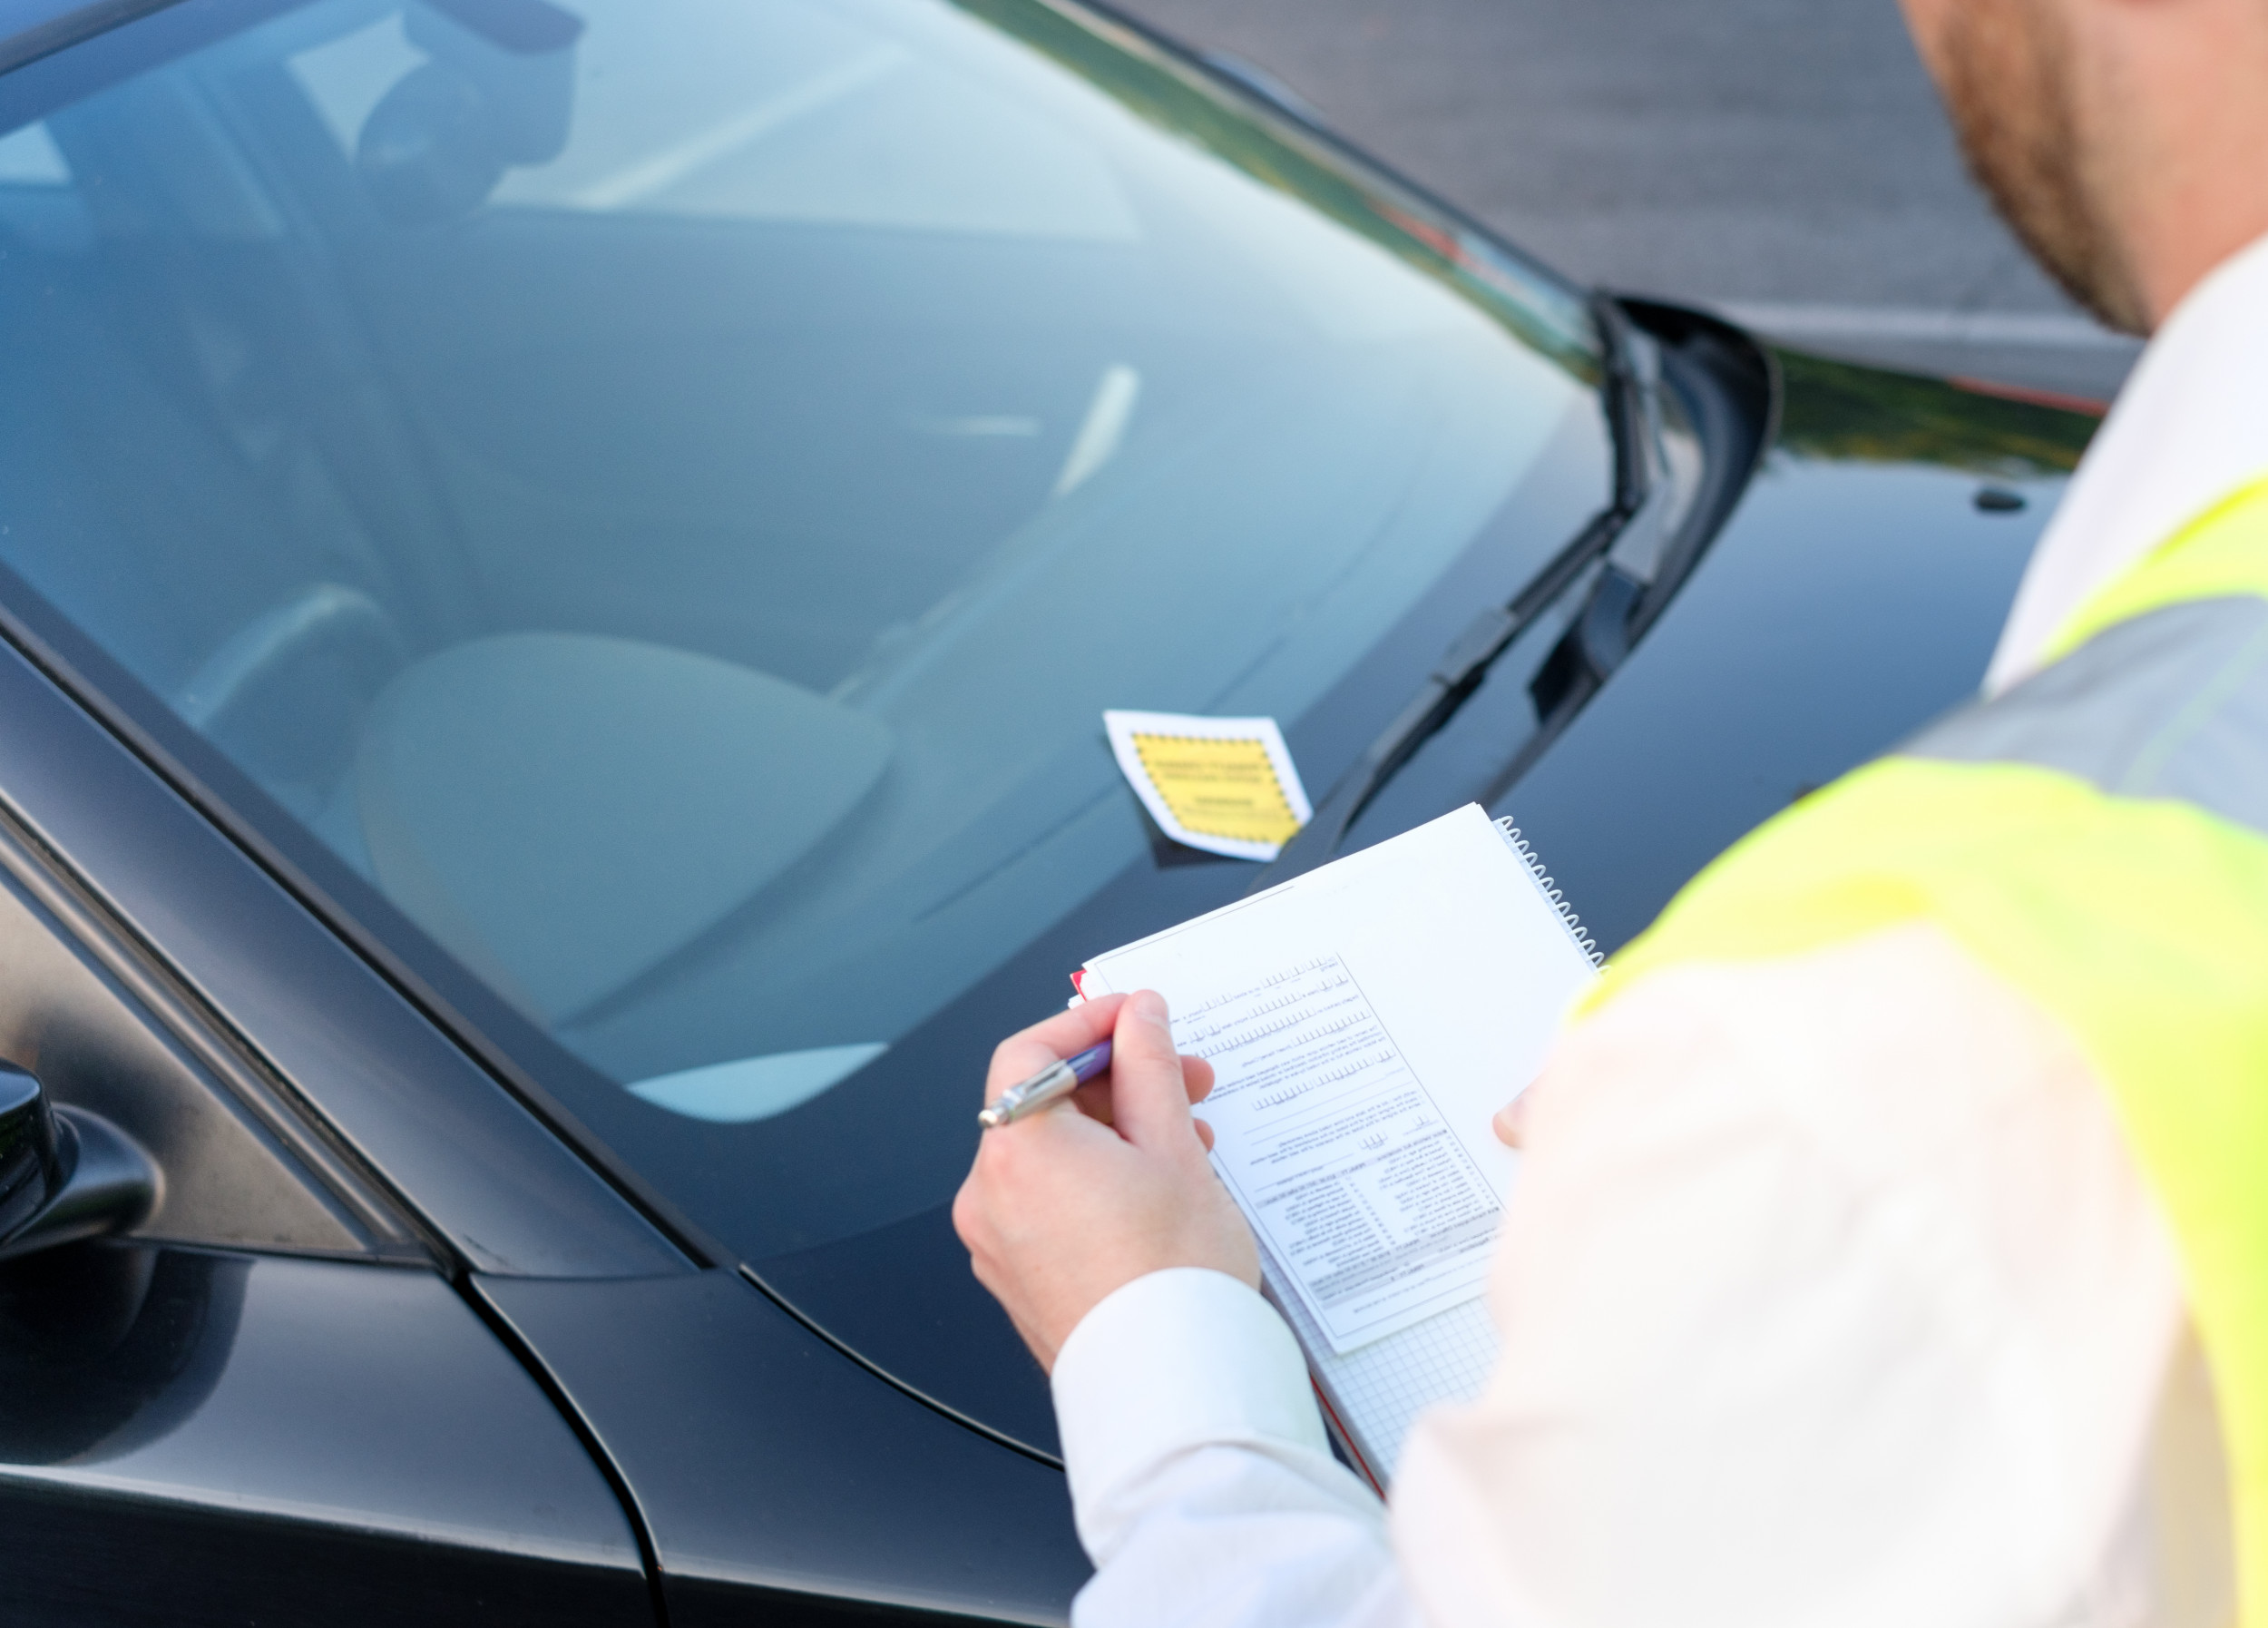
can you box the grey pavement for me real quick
[1110,0,2142,402]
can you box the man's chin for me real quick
[2003,200,2151,337]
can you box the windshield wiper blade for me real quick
[1244,294,1655,892]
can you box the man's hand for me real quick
[953,990,1259,1372]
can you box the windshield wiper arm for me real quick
[1244,294,1655,892]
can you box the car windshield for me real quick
[0,0,1607,1260]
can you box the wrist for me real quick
[1051,1268,1327,1553]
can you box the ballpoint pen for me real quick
[976,1040,1112,1130]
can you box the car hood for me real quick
[1500,347,2097,953]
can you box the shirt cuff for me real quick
[1051,1268,1327,1517]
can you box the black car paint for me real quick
[0,1,2097,1622]
[479,1270,1095,1627]
[1497,356,2077,954]
[0,1246,653,1626]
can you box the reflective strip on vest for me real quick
[1589,479,2268,1625]
[1913,594,2268,836]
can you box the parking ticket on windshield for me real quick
[1103,710,1313,862]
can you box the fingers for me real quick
[1182,1054,1216,1103]
[1493,1091,1530,1149]
[1106,990,1202,1153]
[1068,1048,1213,1130]
[985,993,1127,1106]
[1070,1075,1115,1125]
[981,992,1210,1145]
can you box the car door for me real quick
[0,639,658,1626]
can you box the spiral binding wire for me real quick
[1494,816,1603,966]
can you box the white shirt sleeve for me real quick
[1051,1268,1422,1628]
[1048,925,2200,1628]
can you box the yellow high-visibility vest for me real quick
[1593,476,2268,1623]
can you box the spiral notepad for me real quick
[1076,803,1599,1485]
[1496,816,1602,967]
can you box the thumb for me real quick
[1110,990,1202,1152]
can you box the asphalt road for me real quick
[1110,0,2142,401]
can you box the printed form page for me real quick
[1173,954,1502,1349]
[1080,805,1597,1374]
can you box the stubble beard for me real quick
[1937,0,2151,335]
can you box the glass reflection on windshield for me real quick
[0,0,1601,1255]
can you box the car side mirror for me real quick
[0,1064,157,1261]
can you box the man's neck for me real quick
[2083,0,2268,328]
[1985,228,2268,694]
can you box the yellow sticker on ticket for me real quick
[1129,732,1303,846]
[1102,711,1314,861]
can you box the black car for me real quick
[0,0,2092,1622]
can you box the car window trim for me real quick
[0,794,436,1260]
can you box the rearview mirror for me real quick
[357,0,583,225]
[0,1064,157,1261]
